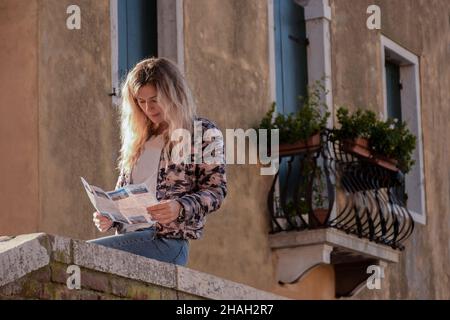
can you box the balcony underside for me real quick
[270,228,398,297]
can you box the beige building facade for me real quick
[0,0,448,299]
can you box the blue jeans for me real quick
[87,227,189,266]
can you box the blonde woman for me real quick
[88,57,227,266]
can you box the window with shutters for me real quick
[273,0,308,115]
[110,0,183,103]
[117,0,158,83]
[272,0,309,207]
[381,35,426,224]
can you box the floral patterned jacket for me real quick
[113,117,227,240]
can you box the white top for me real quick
[122,134,165,233]
[132,134,165,188]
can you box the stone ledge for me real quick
[269,228,399,263]
[72,240,177,289]
[177,266,281,300]
[0,233,286,300]
[0,233,50,287]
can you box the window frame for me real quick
[267,0,335,219]
[110,0,185,106]
[380,35,427,225]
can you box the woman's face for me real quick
[136,84,165,125]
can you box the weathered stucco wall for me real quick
[1,0,448,300]
[182,0,335,299]
[0,0,40,235]
[0,0,120,239]
[183,0,277,291]
[37,0,119,240]
[330,0,450,299]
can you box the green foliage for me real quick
[284,160,328,217]
[312,167,327,209]
[370,118,417,173]
[257,82,417,174]
[257,81,330,144]
[333,106,417,173]
[332,107,377,141]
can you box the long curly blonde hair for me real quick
[117,57,197,175]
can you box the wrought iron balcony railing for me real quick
[268,130,414,250]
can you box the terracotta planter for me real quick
[342,137,371,158]
[372,154,399,172]
[279,133,321,156]
[309,208,329,227]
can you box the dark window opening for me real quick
[118,0,158,83]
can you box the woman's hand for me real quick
[92,212,113,232]
[147,200,181,225]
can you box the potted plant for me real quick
[257,81,330,156]
[369,118,416,173]
[332,106,416,173]
[273,157,330,230]
[332,107,377,158]
[295,159,330,228]
[309,164,330,227]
